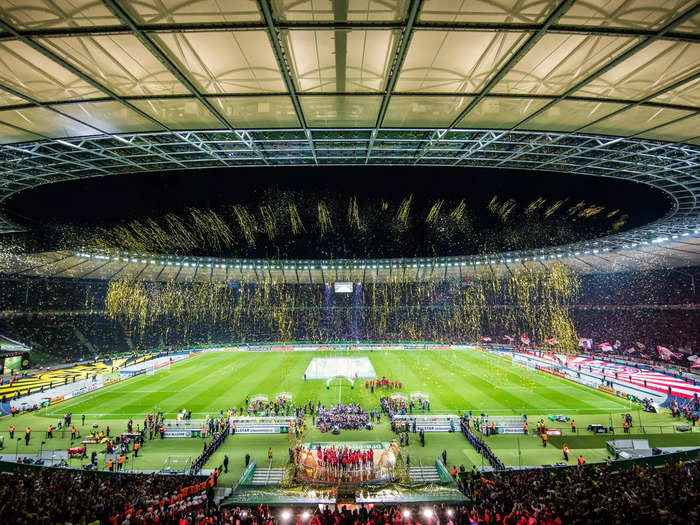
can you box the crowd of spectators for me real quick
[463,460,698,524]
[0,313,131,362]
[0,267,697,365]
[578,270,696,306]
[0,468,212,524]
[316,403,370,432]
[0,450,697,524]
[573,309,698,360]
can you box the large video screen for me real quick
[3,355,22,374]
[334,282,353,293]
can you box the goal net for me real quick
[161,455,192,474]
[512,354,537,371]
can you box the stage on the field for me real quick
[304,356,376,379]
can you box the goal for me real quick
[512,354,537,371]
[161,455,192,474]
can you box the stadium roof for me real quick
[3,236,699,282]
[0,0,698,278]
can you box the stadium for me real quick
[0,0,698,523]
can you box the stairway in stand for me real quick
[408,465,440,483]
[250,467,285,485]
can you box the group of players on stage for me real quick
[365,378,402,392]
[297,443,378,482]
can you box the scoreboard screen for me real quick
[334,282,353,293]
[3,355,22,374]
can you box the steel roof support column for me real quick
[414,0,577,163]
[102,0,249,165]
[0,18,170,131]
[258,0,317,165]
[511,4,700,130]
[572,72,700,135]
[447,0,577,129]
[6,21,700,45]
[103,0,230,131]
[366,0,422,163]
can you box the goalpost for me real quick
[161,455,192,474]
[325,375,354,404]
[146,359,172,376]
[512,354,537,371]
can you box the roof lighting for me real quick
[56,139,82,149]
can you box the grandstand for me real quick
[0,1,698,523]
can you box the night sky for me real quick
[4,166,671,259]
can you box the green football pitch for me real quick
[3,349,697,484]
[44,349,633,417]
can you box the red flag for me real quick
[598,342,613,352]
[547,338,559,346]
[578,338,593,350]
[520,334,531,345]
[657,346,682,360]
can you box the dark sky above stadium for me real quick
[5,167,671,259]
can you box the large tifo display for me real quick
[304,357,377,379]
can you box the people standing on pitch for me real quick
[442,449,447,465]
[563,444,570,461]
